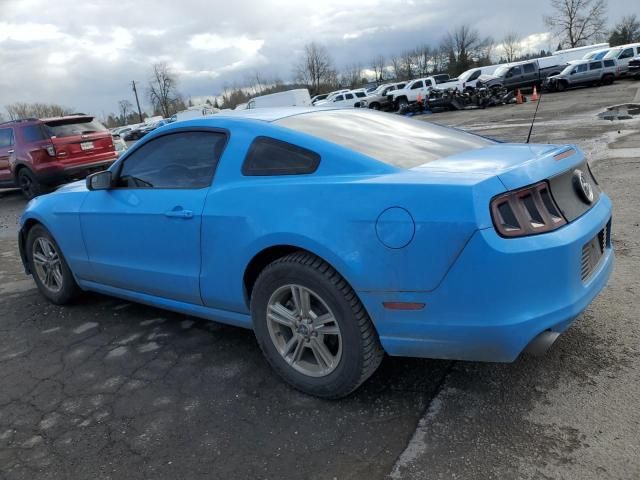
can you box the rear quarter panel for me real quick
[198,121,505,314]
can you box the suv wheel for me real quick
[26,224,80,304]
[18,168,41,200]
[251,252,384,399]
[557,81,567,92]
[396,97,409,111]
[369,102,380,110]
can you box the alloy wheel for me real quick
[32,237,64,293]
[266,284,342,377]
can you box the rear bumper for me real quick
[34,155,116,185]
[359,194,614,362]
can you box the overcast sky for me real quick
[0,0,632,117]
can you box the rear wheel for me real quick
[369,102,380,110]
[26,224,80,304]
[18,168,41,200]
[251,252,384,399]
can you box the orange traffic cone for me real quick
[516,89,523,104]
[531,85,539,101]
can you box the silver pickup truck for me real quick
[543,59,617,92]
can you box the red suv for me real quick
[0,115,117,199]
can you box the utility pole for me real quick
[131,80,143,123]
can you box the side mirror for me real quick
[571,70,576,75]
[87,170,113,191]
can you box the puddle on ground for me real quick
[598,104,640,121]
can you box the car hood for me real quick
[55,179,89,193]
[477,74,500,83]
[413,143,584,190]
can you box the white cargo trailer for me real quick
[246,89,312,109]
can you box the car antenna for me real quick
[526,87,543,143]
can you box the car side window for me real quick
[589,61,602,70]
[242,136,320,176]
[345,93,354,99]
[577,64,588,73]
[334,95,344,101]
[620,48,634,59]
[116,131,227,189]
[0,128,14,148]
[510,66,522,76]
[604,59,615,67]
[411,81,423,89]
[469,70,481,81]
[21,125,48,142]
[355,92,366,98]
[523,63,535,74]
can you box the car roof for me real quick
[209,106,342,123]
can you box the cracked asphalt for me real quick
[1,80,640,479]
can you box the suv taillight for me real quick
[45,144,56,157]
[490,181,567,238]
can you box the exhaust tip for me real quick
[524,330,560,356]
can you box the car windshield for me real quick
[560,64,576,75]
[493,65,510,77]
[604,48,622,59]
[44,118,107,137]
[276,110,495,169]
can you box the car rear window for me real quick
[275,110,495,169]
[44,118,108,138]
[243,136,320,176]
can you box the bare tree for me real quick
[501,32,521,62]
[371,54,386,82]
[400,50,416,79]
[148,63,180,118]
[340,63,363,88]
[443,25,492,74]
[544,0,608,48]
[609,14,640,46]
[118,100,133,124]
[294,42,336,94]
[389,54,403,80]
[5,102,73,120]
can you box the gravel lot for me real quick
[1,80,639,479]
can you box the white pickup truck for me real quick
[388,76,462,110]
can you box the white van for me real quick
[170,105,220,122]
[603,43,640,75]
[246,89,312,109]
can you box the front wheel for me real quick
[396,97,409,112]
[369,102,380,110]
[26,224,80,304]
[251,252,384,399]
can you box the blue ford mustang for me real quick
[18,108,613,398]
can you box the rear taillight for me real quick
[45,144,56,157]
[490,181,567,238]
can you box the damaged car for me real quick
[18,108,614,398]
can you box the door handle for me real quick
[164,208,193,219]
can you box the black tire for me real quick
[26,224,80,305]
[251,252,384,399]
[396,97,409,112]
[603,74,614,85]
[18,168,42,200]
[369,102,380,110]
[557,81,567,92]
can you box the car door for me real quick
[343,92,355,106]
[574,63,589,84]
[588,61,602,82]
[505,66,523,88]
[0,127,15,185]
[522,63,537,87]
[80,130,227,304]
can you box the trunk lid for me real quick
[413,143,585,190]
[44,116,115,166]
